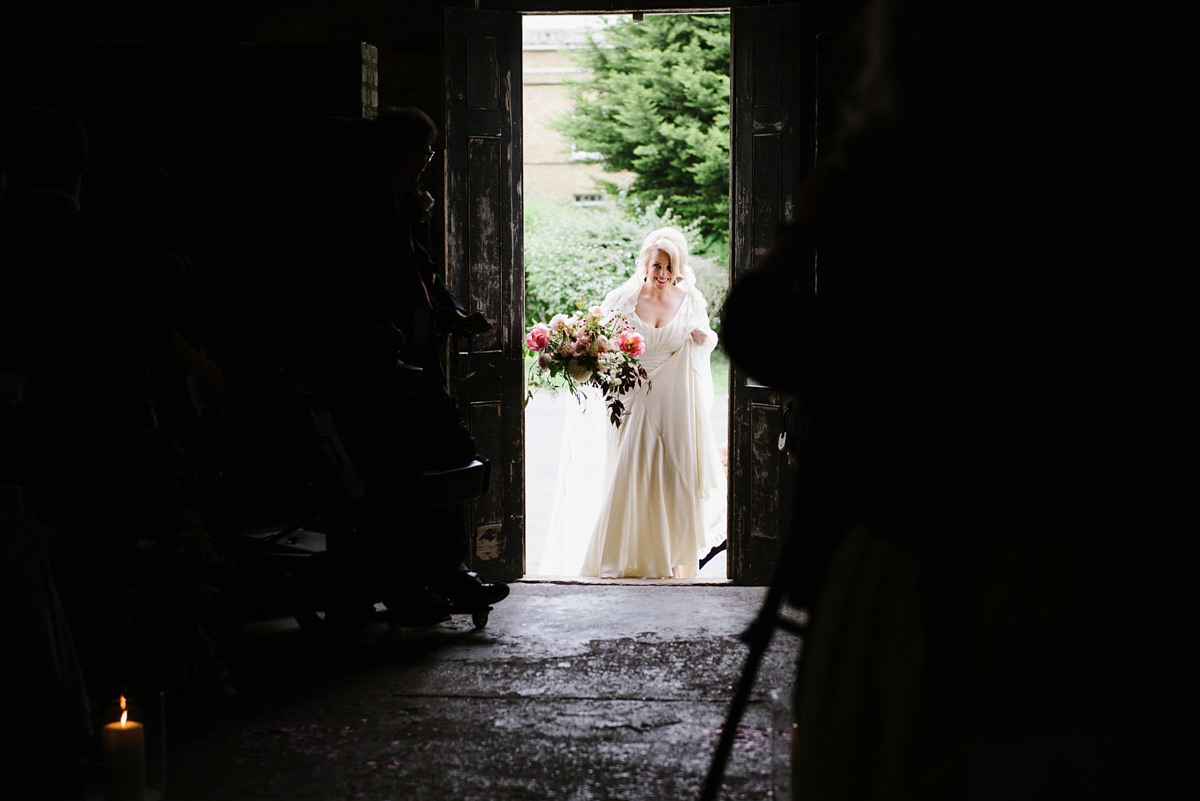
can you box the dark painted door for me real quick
[443,7,525,582]
[727,3,809,584]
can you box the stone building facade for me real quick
[522,17,633,204]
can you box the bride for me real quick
[539,227,724,578]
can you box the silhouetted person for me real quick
[1,107,156,790]
[0,107,154,685]
[84,121,223,426]
[280,108,506,623]
[722,1,1196,797]
[83,121,245,696]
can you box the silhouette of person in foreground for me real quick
[1,106,153,788]
[281,108,506,624]
[722,1,1197,797]
[1,105,155,648]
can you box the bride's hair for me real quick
[635,227,693,285]
[605,225,708,315]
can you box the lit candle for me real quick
[101,696,145,801]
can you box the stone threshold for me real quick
[517,575,735,586]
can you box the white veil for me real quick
[533,383,613,575]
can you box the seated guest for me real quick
[1,107,154,788]
[279,108,506,623]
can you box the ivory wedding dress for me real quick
[573,290,724,578]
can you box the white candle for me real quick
[101,699,145,801]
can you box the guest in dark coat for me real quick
[0,107,153,597]
[280,108,506,621]
[1,107,155,787]
[721,1,1196,797]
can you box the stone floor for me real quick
[50,582,801,801]
[35,391,757,800]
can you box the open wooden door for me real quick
[443,7,525,582]
[727,3,810,584]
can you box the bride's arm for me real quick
[687,290,718,354]
[686,312,718,421]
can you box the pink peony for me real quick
[525,324,550,351]
[616,329,646,359]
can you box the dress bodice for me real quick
[630,295,691,373]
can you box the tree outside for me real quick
[522,13,731,336]
[553,14,731,253]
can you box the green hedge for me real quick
[524,192,728,331]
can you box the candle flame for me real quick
[119,695,128,726]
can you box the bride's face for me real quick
[647,249,673,288]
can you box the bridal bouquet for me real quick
[524,298,650,427]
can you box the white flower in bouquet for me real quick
[566,358,593,383]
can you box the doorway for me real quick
[443,5,805,585]
[519,13,732,579]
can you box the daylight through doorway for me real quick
[519,12,732,579]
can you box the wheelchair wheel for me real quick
[289,552,374,640]
[471,609,490,629]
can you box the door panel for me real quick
[444,7,525,581]
[749,403,784,541]
[728,3,808,584]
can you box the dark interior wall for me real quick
[0,1,446,45]
[0,0,812,530]
[0,1,449,110]
[0,2,458,528]
[0,41,377,527]
[0,0,452,280]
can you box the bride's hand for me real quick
[690,328,707,346]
